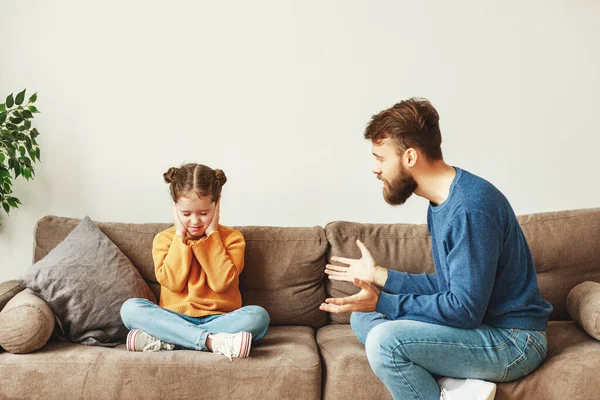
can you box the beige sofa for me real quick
[1,208,600,399]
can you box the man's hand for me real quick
[325,239,388,287]
[319,278,380,314]
[205,198,220,236]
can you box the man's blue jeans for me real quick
[351,312,548,400]
[120,298,270,351]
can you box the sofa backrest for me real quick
[325,207,600,324]
[31,208,600,328]
[517,208,600,320]
[32,216,328,328]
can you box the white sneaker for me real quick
[210,331,252,361]
[438,377,497,400]
[126,329,176,352]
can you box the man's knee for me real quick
[351,312,388,344]
[364,322,411,373]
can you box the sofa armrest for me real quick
[566,281,600,341]
[0,280,25,311]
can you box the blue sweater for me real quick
[376,167,552,330]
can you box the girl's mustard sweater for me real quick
[152,225,245,317]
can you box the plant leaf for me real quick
[28,105,40,113]
[2,201,10,214]
[28,92,37,103]
[21,110,33,119]
[36,148,40,161]
[19,156,32,167]
[0,104,5,112]
[3,132,15,142]
[6,94,14,108]
[15,89,26,106]
[6,196,20,208]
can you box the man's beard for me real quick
[380,167,417,206]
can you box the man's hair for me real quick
[163,163,227,203]
[364,97,443,161]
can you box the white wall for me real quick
[1,0,599,282]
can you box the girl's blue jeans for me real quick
[351,311,548,400]
[120,298,270,351]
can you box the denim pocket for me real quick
[500,332,546,383]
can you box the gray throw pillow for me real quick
[19,216,156,347]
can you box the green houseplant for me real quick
[0,89,41,216]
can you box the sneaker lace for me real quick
[143,340,161,352]
[213,334,235,361]
[142,338,174,352]
[439,387,449,400]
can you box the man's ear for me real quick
[404,148,418,167]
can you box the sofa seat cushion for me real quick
[495,320,600,400]
[317,323,393,400]
[317,321,600,400]
[0,326,321,400]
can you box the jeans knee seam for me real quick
[389,342,425,400]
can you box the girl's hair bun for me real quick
[214,169,227,186]
[163,167,179,184]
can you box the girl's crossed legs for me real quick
[120,298,270,351]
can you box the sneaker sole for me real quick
[127,329,142,352]
[438,378,497,400]
[238,332,252,358]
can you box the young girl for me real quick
[120,163,270,359]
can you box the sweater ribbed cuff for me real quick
[383,269,406,294]
[376,291,399,319]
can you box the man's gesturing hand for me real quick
[319,278,380,314]
[325,239,388,287]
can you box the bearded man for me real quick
[320,98,552,400]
